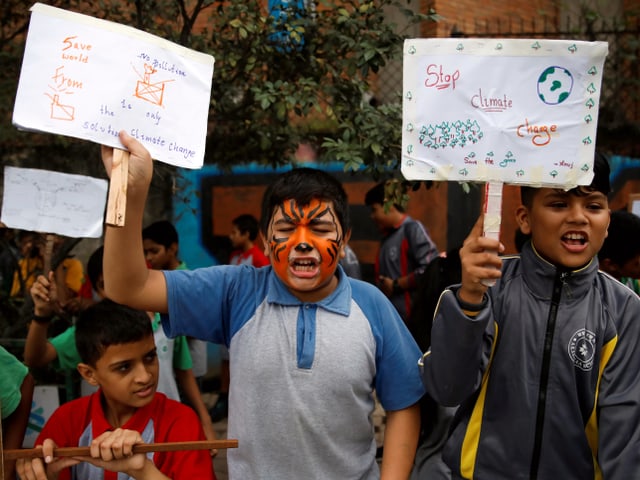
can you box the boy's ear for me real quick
[77,363,99,386]
[340,230,352,259]
[515,205,532,235]
[168,242,179,258]
[260,232,270,257]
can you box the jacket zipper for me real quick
[529,270,568,480]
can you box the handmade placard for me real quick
[13,3,215,169]
[1,166,108,238]
[22,386,60,448]
[629,193,640,217]
[401,38,608,188]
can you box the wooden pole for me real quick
[481,180,503,287]
[105,148,130,227]
[3,439,238,460]
[42,234,54,275]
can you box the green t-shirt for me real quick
[0,346,29,419]
[622,277,640,296]
[152,313,192,370]
[50,326,82,371]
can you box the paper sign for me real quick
[1,166,108,238]
[630,194,640,217]
[401,39,608,188]
[13,3,215,169]
[23,385,60,448]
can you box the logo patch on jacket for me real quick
[567,328,596,371]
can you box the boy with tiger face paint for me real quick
[267,198,345,302]
[102,133,425,480]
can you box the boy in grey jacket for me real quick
[421,154,640,479]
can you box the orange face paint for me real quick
[268,199,343,290]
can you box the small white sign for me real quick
[13,3,215,169]
[401,38,608,188]
[23,385,60,448]
[631,196,640,218]
[1,166,108,238]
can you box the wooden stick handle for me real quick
[481,180,504,288]
[105,148,129,227]
[3,439,238,460]
[42,234,54,275]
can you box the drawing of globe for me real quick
[537,66,574,105]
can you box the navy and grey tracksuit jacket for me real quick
[421,241,640,479]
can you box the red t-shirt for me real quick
[229,245,270,267]
[36,391,216,480]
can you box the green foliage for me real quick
[0,0,437,179]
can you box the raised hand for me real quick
[101,130,153,193]
[458,215,504,304]
[30,272,60,317]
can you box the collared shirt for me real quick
[162,265,425,479]
[36,391,214,480]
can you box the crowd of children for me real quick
[1,133,640,480]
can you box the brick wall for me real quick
[422,0,558,37]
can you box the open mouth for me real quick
[135,385,155,398]
[291,258,319,272]
[562,232,587,246]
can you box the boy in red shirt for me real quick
[228,214,269,267]
[16,299,216,480]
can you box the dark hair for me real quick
[521,151,611,207]
[364,182,405,212]
[75,299,152,366]
[364,182,385,206]
[86,246,104,289]
[142,220,178,248]
[599,210,640,266]
[260,168,350,235]
[233,214,260,241]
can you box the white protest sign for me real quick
[22,385,60,448]
[13,3,215,169]
[401,39,608,188]
[1,166,108,238]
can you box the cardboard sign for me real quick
[401,38,608,188]
[1,166,108,238]
[13,3,215,169]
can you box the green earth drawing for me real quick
[537,66,574,105]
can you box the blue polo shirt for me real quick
[163,265,424,479]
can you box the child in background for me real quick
[16,299,216,480]
[598,209,640,294]
[365,182,439,323]
[228,214,270,267]
[101,131,424,479]
[11,234,85,308]
[24,246,105,375]
[9,231,44,298]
